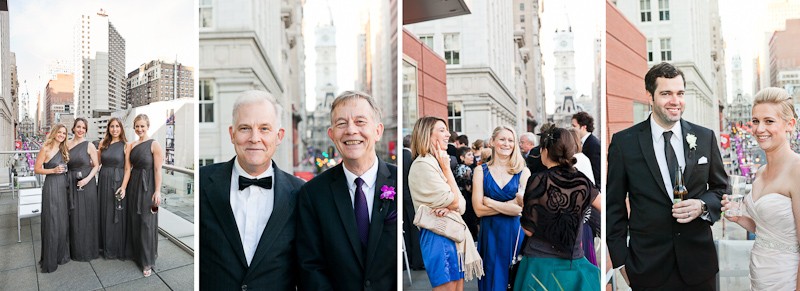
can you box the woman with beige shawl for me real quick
[409,116,483,290]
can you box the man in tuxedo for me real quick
[297,91,397,291]
[607,62,727,290]
[572,111,601,187]
[199,91,305,290]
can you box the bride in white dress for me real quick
[722,87,800,291]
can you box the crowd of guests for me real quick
[36,114,163,277]
[404,111,602,291]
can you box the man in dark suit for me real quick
[199,91,305,290]
[297,91,397,291]
[572,111,602,187]
[607,63,727,290]
[519,132,535,158]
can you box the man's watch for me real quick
[699,200,708,214]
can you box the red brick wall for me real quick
[403,29,447,120]
[606,1,648,147]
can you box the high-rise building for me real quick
[405,1,518,140]
[0,3,13,151]
[45,73,75,127]
[127,60,194,108]
[616,0,721,133]
[769,19,800,88]
[73,9,126,139]
[513,0,546,133]
[306,7,339,172]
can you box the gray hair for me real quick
[232,90,283,127]
[330,90,382,124]
[520,132,536,143]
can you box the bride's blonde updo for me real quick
[753,87,797,132]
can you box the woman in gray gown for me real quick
[119,114,163,277]
[98,117,127,259]
[67,117,100,261]
[34,124,70,273]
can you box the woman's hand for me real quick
[77,177,91,188]
[116,188,126,200]
[152,191,162,207]
[432,207,450,217]
[721,194,740,222]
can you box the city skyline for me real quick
[10,0,196,117]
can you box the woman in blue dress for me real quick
[409,116,483,290]
[472,125,531,291]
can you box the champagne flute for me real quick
[76,171,84,191]
[726,175,747,216]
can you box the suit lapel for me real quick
[681,120,696,190]
[365,160,394,272]
[246,163,295,276]
[330,165,365,267]
[207,158,248,268]
[637,120,670,198]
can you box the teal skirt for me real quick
[513,256,600,291]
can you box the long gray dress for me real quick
[126,139,158,269]
[67,140,100,261]
[40,153,70,273]
[99,141,126,259]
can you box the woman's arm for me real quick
[791,163,800,291]
[471,165,501,217]
[151,141,164,207]
[34,147,57,175]
[78,143,100,188]
[117,143,132,199]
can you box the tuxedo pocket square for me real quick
[698,156,708,164]
[384,210,397,224]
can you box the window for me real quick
[640,0,651,22]
[200,0,213,28]
[658,0,670,21]
[647,39,654,62]
[520,15,525,23]
[448,102,463,133]
[520,3,524,11]
[402,59,418,137]
[199,158,214,167]
[419,35,433,49]
[443,33,460,65]
[660,38,672,61]
[199,79,215,123]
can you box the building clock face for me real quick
[560,40,567,47]
[322,35,329,42]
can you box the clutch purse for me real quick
[413,204,466,243]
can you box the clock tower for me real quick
[553,26,575,99]
[315,10,337,109]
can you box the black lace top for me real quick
[521,165,598,259]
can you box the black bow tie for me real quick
[238,176,273,191]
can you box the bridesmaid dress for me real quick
[67,141,100,261]
[126,139,158,269]
[40,153,70,272]
[98,141,127,259]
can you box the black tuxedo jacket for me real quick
[606,118,727,288]
[582,134,602,187]
[199,158,305,291]
[297,160,398,291]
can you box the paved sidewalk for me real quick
[0,192,194,291]
[402,269,479,290]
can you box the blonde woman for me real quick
[722,87,800,290]
[409,116,482,290]
[119,114,164,277]
[34,124,70,272]
[472,126,530,291]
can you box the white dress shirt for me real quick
[574,152,595,185]
[343,160,379,222]
[650,117,686,199]
[230,158,275,266]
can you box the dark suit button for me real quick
[365,280,371,287]
[241,285,247,291]
[675,232,681,236]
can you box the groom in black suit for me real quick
[199,91,305,290]
[607,63,727,290]
[297,91,397,291]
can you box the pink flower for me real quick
[380,185,396,201]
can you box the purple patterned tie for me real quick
[354,177,370,249]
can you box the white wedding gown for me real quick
[745,193,800,291]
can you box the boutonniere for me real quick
[686,133,697,151]
[380,185,396,201]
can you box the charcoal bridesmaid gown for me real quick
[68,140,100,261]
[40,153,70,273]
[126,139,158,269]
[98,141,127,259]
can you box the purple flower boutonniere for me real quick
[380,185,396,201]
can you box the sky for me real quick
[540,0,604,114]
[302,0,367,111]
[9,0,197,118]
